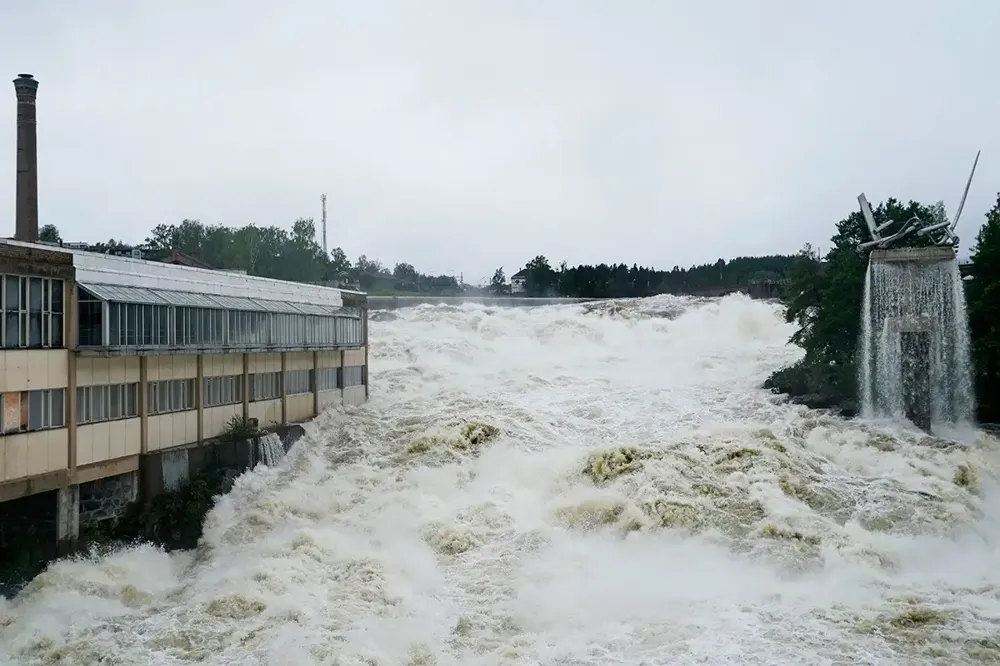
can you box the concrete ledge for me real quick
[870,246,956,264]
[0,469,69,502]
[74,455,139,485]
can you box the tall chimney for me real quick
[13,73,39,242]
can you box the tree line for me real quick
[37,219,461,295]
[39,219,797,300]
[765,195,1000,424]
[489,254,796,298]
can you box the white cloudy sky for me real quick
[1,0,997,283]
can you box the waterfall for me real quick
[160,449,189,491]
[255,433,286,467]
[858,255,975,429]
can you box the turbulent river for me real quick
[2,295,1000,665]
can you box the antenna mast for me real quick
[320,194,328,254]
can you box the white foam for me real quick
[2,294,999,665]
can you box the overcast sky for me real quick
[1,1,997,283]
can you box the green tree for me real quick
[524,255,555,296]
[966,193,1000,422]
[489,267,510,295]
[326,247,351,281]
[38,224,61,243]
[783,244,823,348]
[355,255,386,277]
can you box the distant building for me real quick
[158,250,216,270]
[510,269,527,294]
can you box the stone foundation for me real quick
[79,472,138,529]
[0,423,310,596]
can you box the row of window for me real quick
[0,367,367,433]
[204,375,242,408]
[78,383,139,424]
[80,299,365,349]
[149,379,197,415]
[1,275,65,349]
[149,368,365,413]
[0,388,66,433]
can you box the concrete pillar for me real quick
[339,347,347,403]
[139,356,149,454]
[196,354,204,442]
[241,353,249,421]
[362,306,369,400]
[67,275,78,480]
[901,331,932,431]
[280,351,288,424]
[311,350,319,418]
[56,485,79,554]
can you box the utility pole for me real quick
[320,194,328,255]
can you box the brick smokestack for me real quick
[13,73,39,242]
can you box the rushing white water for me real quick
[2,294,999,665]
[859,257,976,429]
[256,433,286,468]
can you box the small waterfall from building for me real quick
[160,449,190,491]
[255,433,286,467]
[858,255,975,429]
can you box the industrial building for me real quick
[0,74,368,549]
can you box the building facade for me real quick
[0,239,368,510]
[510,269,527,294]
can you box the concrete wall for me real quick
[203,354,243,377]
[76,356,141,386]
[286,394,313,422]
[1,429,67,482]
[318,389,343,410]
[344,386,367,406]
[77,418,141,465]
[247,352,280,374]
[248,399,281,427]
[147,355,198,381]
[286,350,314,371]
[204,404,241,440]
[148,410,199,452]
[0,349,69,391]
[141,424,307,501]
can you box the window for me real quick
[2,275,65,349]
[90,297,365,351]
[343,366,365,387]
[336,317,363,346]
[25,389,65,430]
[148,379,195,415]
[250,372,280,401]
[284,369,312,395]
[77,383,138,424]
[204,375,243,408]
[315,367,338,391]
[0,390,64,433]
[106,302,171,347]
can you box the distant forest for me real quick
[489,255,794,299]
[36,220,795,299]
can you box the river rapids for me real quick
[2,294,999,665]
